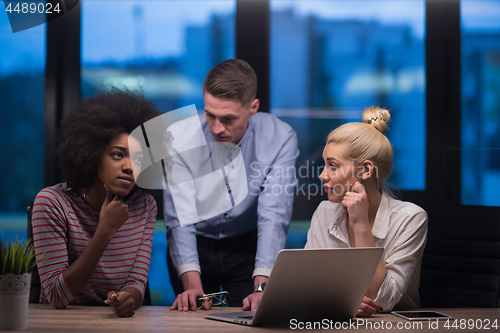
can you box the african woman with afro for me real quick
[32,89,161,317]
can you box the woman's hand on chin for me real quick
[98,185,130,235]
[342,182,369,227]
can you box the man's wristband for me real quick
[253,283,267,293]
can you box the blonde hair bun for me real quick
[362,106,391,134]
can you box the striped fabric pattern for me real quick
[32,183,157,309]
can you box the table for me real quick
[9,305,500,332]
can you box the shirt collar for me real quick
[327,193,390,243]
[327,206,350,245]
[371,193,390,239]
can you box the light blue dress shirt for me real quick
[164,112,299,278]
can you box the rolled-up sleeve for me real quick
[121,196,157,298]
[374,210,428,311]
[164,184,201,276]
[32,190,75,309]
[254,130,299,277]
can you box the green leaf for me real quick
[0,237,37,275]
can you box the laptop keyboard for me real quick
[236,315,254,319]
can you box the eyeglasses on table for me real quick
[197,291,228,310]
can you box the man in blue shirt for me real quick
[165,59,299,311]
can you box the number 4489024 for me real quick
[444,319,498,330]
[6,2,61,14]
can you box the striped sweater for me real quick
[32,183,157,308]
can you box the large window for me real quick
[81,0,236,305]
[271,0,426,200]
[82,0,235,112]
[0,7,45,242]
[461,0,500,206]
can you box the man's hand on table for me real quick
[105,291,135,317]
[242,292,262,311]
[170,271,211,311]
[242,275,268,311]
[170,288,211,311]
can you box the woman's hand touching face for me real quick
[342,181,370,227]
[98,185,130,235]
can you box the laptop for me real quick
[204,247,384,327]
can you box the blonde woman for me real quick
[305,107,428,317]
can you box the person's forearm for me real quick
[253,217,290,280]
[352,225,387,300]
[366,261,387,300]
[122,287,143,309]
[351,222,375,247]
[254,275,268,286]
[62,226,114,296]
[180,271,203,291]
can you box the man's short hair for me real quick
[203,59,257,107]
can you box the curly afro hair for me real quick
[58,89,161,191]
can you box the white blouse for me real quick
[305,194,428,311]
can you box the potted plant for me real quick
[0,238,36,331]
